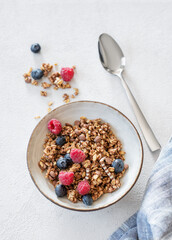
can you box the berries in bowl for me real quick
[27,101,143,211]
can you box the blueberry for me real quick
[56,157,68,169]
[56,136,66,146]
[82,194,93,206]
[64,153,73,165]
[55,184,67,197]
[112,159,124,173]
[31,43,41,53]
[31,69,44,80]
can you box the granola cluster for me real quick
[38,117,128,203]
[41,63,53,77]
[23,63,79,104]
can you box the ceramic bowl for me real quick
[27,101,143,211]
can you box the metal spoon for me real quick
[98,33,161,151]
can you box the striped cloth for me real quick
[109,137,172,240]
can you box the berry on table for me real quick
[61,67,74,82]
[59,171,74,185]
[56,136,66,146]
[56,157,68,170]
[31,69,44,80]
[77,180,90,195]
[64,153,73,165]
[82,194,93,206]
[55,184,67,197]
[70,148,86,163]
[112,159,124,173]
[48,119,62,135]
[31,43,41,53]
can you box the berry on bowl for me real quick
[56,157,68,170]
[70,148,86,163]
[112,159,124,173]
[59,171,74,185]
[82,194,93,206]
[77,180,90,195]
[31,43,41,53]
[64,153,73,165]
[31,69,44,80]
[48,119,62,135]
[55,184,67,197]
[61,67,74,82]
[56,136,66,146]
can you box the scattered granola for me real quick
[48,108,51,113]
[41,82,51,89]
[49,74,71,89]
[48,101,53,106]
[53,86,58,90]
[32,80,38,86]
[63,93,70,103]
[23,63,79,103]
[34,116,40,119]
[23,73,32,83]
[55,79,63,87]
[23,68,32,83]
[28,67,33,74]
[40,91,47,96]
[41,63,53,77]
[74,88,79,96]
[38,117,128,204]
[49,72,61,85]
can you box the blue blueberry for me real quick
[31,43,41,53]
[64,153,73,165]
[56,157,68,169]
[82,194,93,206]
[31,69,44,80]
[56,136,66,146]
[112,159,124,173]
[55,184,67,197]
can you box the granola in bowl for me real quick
[38,116,129,206]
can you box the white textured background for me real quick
[1,1,172,240]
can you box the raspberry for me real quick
[61,67,74,82]
[48,119,62,135]
[70,149,86,163]
[59,171,74,185]
[77,180,90,195]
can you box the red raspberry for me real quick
[70,149,86,163]
[48,119,62,135]
[61,67,74,82]
[77,180,90,195]
[59,171,74,185]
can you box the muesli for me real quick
[38,117,129,205]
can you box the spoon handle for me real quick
[119,74,161,151]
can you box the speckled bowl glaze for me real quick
[27,101,143,211]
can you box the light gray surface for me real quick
[0,1,172,240]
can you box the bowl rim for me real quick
[27,100,144,212]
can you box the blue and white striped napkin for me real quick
[109,137,172,240]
